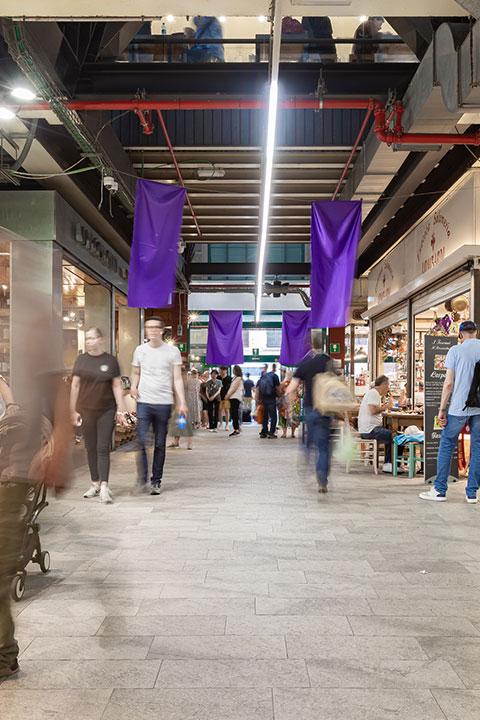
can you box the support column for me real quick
[470,265,480,324]
[328,326,345,368]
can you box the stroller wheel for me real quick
[11,573,25,602]
[39,551,51,573]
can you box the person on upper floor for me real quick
[352,16,384,58]
[301,16,336,57]
[186,16,225,63]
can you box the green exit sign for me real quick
[252,348,260,356]
[178,343,186,352]
[330,343,340,354]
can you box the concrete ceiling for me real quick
[2,0,467,20]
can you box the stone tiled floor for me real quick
[2,425,480,719]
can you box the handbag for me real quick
[254,403,264,424]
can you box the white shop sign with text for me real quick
[368,172,478,308]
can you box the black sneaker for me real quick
[0,659,19,678]
[150,484,162,495]
[259,433,267,438]
[267,433,277,439]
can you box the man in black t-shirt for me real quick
[286,337,332,491]
[256,366,281,438]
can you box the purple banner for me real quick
[310,200,361,327]
[279,311,311,366]
[206,311,244,365]
[128,178,186,308]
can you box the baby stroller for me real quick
[0,412,53,601]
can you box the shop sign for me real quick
[368,242,405,307]
[252,348,260,356]
[330,343,340,354]
[424,335,458,484]
[177,343,186,352]
[368,172,477,309]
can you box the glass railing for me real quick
[120,36,418,65]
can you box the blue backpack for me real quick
[258,372,275,398]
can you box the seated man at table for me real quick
[358,375,403,473]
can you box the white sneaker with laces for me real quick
[99,486,113,503]
[83,485,100,499]
[466,496,478,504]
[419,487,446,502]
[382,463,393,473]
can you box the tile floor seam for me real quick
[429,688,450,720]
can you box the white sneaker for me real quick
[419,487,446,502]
[150,484,162,495]
[466,496,478,504]
[83,485,100,499]
[99,486,113,504]
[382,463,393,473]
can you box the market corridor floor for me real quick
[2,426,480,720]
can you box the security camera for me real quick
[103,176,118,194]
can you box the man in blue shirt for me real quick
[420,320,480,503]
[256,365,280,438]
[243,373,254,411]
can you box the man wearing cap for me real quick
[420,320,480,503]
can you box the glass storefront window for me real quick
[114,291,140,377]
[376,319,408,399]
[414,292,470,400]
[345,325,369,395]
[62,260,111,371]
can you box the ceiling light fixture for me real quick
[10,87,36,101]
[166,14,174,21]
[255,0,283,322]
[258,15,266,22]
[0,107,15,120]
[219,16,226,23]
[359,15,367,22]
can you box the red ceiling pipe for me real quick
[332,105,373,200]
[156,109,202,238]
[373,106,480,146]
[21,98,373,112]
[134,108,154,135]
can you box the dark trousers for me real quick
[136,402,172,485]
[81,407,116,485]
[360,426,402,464]
[230,398,240,431]
[305,408,332,486]
[208,400,219,429]
[262,399,277,435]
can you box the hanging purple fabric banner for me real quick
[128,178,186,308]
[310,200,361,327]
[279,311,311,366]
[206,311,244,365]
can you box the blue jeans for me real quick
[136,403,172,485]
[435,413,480,498]
[360,427,399,464]
[305,408,332,487]
[262,399,277,435]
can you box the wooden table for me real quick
[383,412,424,432]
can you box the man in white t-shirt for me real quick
[130,316,187,494]
[358,375,402,473]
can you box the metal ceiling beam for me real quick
[191,263,310,275]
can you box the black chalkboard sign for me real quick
[424,334,458,484]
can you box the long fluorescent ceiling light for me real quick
[255,0,283,322]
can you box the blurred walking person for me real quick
[286,335,332,491]
[226,365,244,436]
[188,368,202,428]
[0,312,71,679]
[71,328,127,503]
[243,372,254,412]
